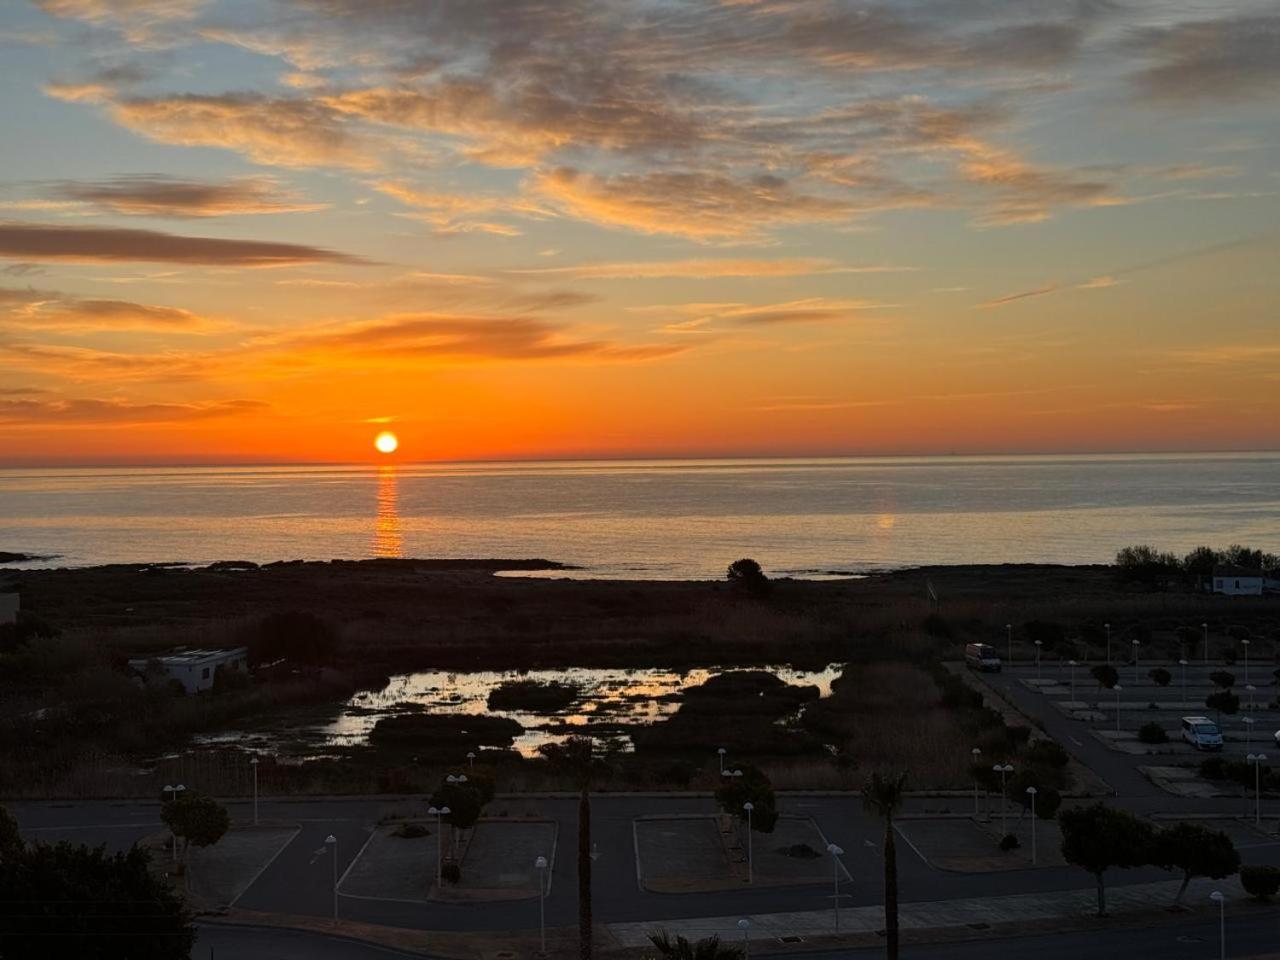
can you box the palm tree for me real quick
[647,931,743,960]
[540,736,598,960]
[862,771,908,960]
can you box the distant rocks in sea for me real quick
[0,551,54,564]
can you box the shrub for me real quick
[1240,865,1280,901]
[779,843,821,859]
[441,861,461,885]
[1148,668,1171,687]
[1091,664,1119,690]
[486,680,579,712]
[1138,722,1169,744]
[726,558,770,596]
[1208,671,1235,690]
[1205,691,1239,719]
[1199,757,1227,780]
[998,833,1020,851]
[1024,740,1069,769]
[393,822,431,839]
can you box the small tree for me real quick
[1205,690,1239,722]
[726,558,770,596]
[1240,865,1280,901]
[714,764,778,833]
[863,772,907,960]
[1208,670,1235,690]
[540,736,604,960]
[1013,782,1062,820]
[160,794,229,864]
[1138,722,1168,744]
[1059,804,1153,916]
[428,780,484,832]
[647,931,742,960]
[1148,668,1171,688]
[1090,664,1119,690]
[0,805,21,862]
[1151,823,1240,907]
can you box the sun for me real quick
[374,431,398,454]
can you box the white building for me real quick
[0,592,17,625]
[127,646,249,693]
[1211,565,1263,597]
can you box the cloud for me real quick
[648,297,891,330]
[1130,15,1280,102]
[1164,344,1280,366]
[372,180,545,236]
[510,257,909,280]
[979,283,1059,307]
[52,175,325,217]
[532,167,857,241]
[0,396,264,426]
[0,221,368,266]
[1,287,223,332]
[33,0,204,24]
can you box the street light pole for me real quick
[1034,640,1042,681]
[1006,623,1012,664]
[992,764,1013,835]
[1243,717,1255,749]
[1131,639,1139,685]
[466,751,476,771]
[428,805,451,888]
[535,855,548,955]
[1247,754,1267,826]
[1179,658,1188,706]
[1241,638,1250,684]
[324,834,338,922]
[1025,787,1038,864]
[1067,660,1076,705]
[163,784,186,862]
[826,843,843,931]
[1202,622,1209,663]
[1104,622,1111,664]
[970,747,982,818]
[717,747,726,774]
[1209,890,1225,960]
[743,802,754,884]
[1114,684,1123,734]
[250,757,259,826]
[737,918,751,960]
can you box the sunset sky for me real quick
[1,0,1277,464]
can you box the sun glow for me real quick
[374,431,398,454]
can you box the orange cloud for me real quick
[53,175,325,217]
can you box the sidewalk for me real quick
[606,876,1251,947]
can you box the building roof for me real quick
[127,646,247,666]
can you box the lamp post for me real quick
[250,757,259,826]
[1202,622,1209,663]
[970,747,982,818]
[717,747,726,774]
[447,773,467,785]
[742,802,754,884]
[1131,639,1140,685]
[1025,787,1038,865]
[1241,638,1250,684]
[163,783,186,862]
[1034,639,1043,680]
[1104,622,1111,664]
[1246,684,1257,713]
[1067,660,1077,705]
[535,855,548,955]
[723,768,743,781]
[737,918,751,960]
[1247,754,1267,826]
[1209,890,1225,960]
[466,751,476,771]
[1114,684,1123,734]
[1006,623,1012,664]
[1243,716,1255,749]
[826,843,844,931]
[324,834,338,922]
[428,805,451,888]
[1179,658,1188,706]
[992,764,1013,835]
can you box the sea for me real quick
[1,453,1277,579]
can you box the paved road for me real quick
[193,923,424,959]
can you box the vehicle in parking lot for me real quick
[964,642,1002,672]
[1180,716,1224,751]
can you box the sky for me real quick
[0,0,1277,465]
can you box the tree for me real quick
[0,841,194,959]
[647,931,742,960]
[725,558,770,596]
[160,794,229,864]
[1148,668,1171,688]
[1059,804,1153,916]
[1183,546,1220,580]
[1150,823,1239,907]
[540,736,604,960]
[1114,545,1180,585]
[1205,690,1239,722]
[714,763,778,833]
[428,779,484,832]
[1208,670,1235,690]
[0,804,21,862]
[1012,779,1062,820]
[863,772,907,960]
[1090,664,1119,690]
[1240,865,1280,901]
[243,609,337,666]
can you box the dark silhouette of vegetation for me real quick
[243,609,337,666]
[863,771,907,960]
[0,805,21,861]
[1148,668,1171,687]
[715,763,779,833]
[1151,822,1239,907]
[726,558,770,595]
[1138,722,1169,744]
[1059,804,1154,916]
[160,793,229,864]
[428,778,485,832]
[1205,690,1239,722]
[368,714,522,753]
[647,930,742,960]
[487,679,579,711]
[0,841,194,959]
[1091,664,1119,689]
[1013,782,1062,820]
[540,736,605,960]
[1208,671,1235,690]
[1241,865,1280,901]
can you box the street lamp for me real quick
[723,768,743,780]
[447,773,467,785]
[163,784,186,862]
[466,751,476,771]
[742,802,754,884]
[717,747,726,774]
[1246,684,1257,713]
[249,757,259,826]
[1179,659,1188,706]
[1104,622,1111,664]
[535,855,548,955]
[1241,638,1250,684]
[1209,890,1225,960]
[428,805,451,888]
[1202,623,1209,663]
[1114,684,1123,734]
[324,834,338,921]
[826,843,844,931]
[1025,787,1038,865]
[1067,660,1077,705]
[1006,623,1012,664]
[737,918,751,960]
[1034,639,1043,680]
[970,747,982,818]
[992,764,1014,835]
[1131,639,1140,684]
[1246,754,1267,826]
[1243,716,1256,748]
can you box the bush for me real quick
[1138,722,1169,744]
[1148,668,1171,688]
[393,822,431,839]
[998,833,1020,851]
[486,680,579,712]
[1024,740,1069,769]
[779,843,821,859]
[1091,664,1119,689]
[1205,691,1239,719]
[726,558,770,596]
[1209,671,1236,690]
[440,861,461,885]
[1199,757,1227,780]
[1240,865,1280,901]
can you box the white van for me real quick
[1180,716,1224,751]
[964,643,1002,672]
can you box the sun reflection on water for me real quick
[372,466,403,558]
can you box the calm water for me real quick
[1,454,1277,578]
